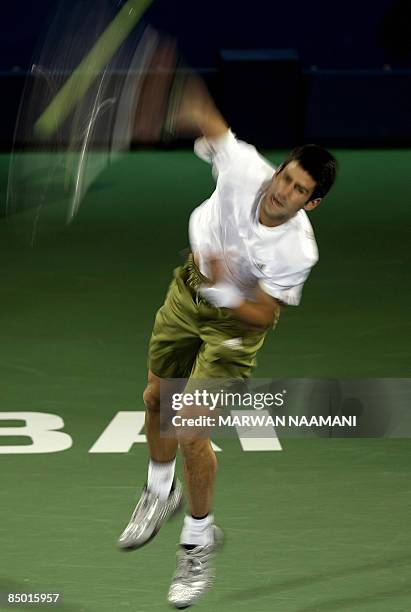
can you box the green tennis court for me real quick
[0,148,410,611]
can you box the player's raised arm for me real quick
[176,75,229,140]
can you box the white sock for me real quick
[180,514,214,547]
[147,458,176,501]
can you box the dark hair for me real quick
[279,144,338,200]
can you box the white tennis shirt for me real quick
[189,130,319,306]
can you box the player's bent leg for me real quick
[117,370,183,551]
[118,259,206,552]
[144,369,179,463]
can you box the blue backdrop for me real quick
[2,0,410,70]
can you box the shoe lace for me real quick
[175,547,210,581]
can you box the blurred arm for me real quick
[232,287,280,330]
[177,75,229,140]
[200,258,280,330]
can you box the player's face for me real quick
[260,161,321,227]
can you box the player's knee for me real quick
[143,385,160,413]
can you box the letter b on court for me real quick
[0,412,72,454]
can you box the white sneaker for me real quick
[118,479,183,550]
[167,525,224,608]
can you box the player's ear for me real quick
[304,198,321,211]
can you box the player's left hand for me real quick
[199,254,244,309]
[206,255,225,285]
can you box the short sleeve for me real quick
[194,130,259,180]
[259,266,314,306]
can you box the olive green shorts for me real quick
[148,257,279,380]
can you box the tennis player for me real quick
[118,81,338,608]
